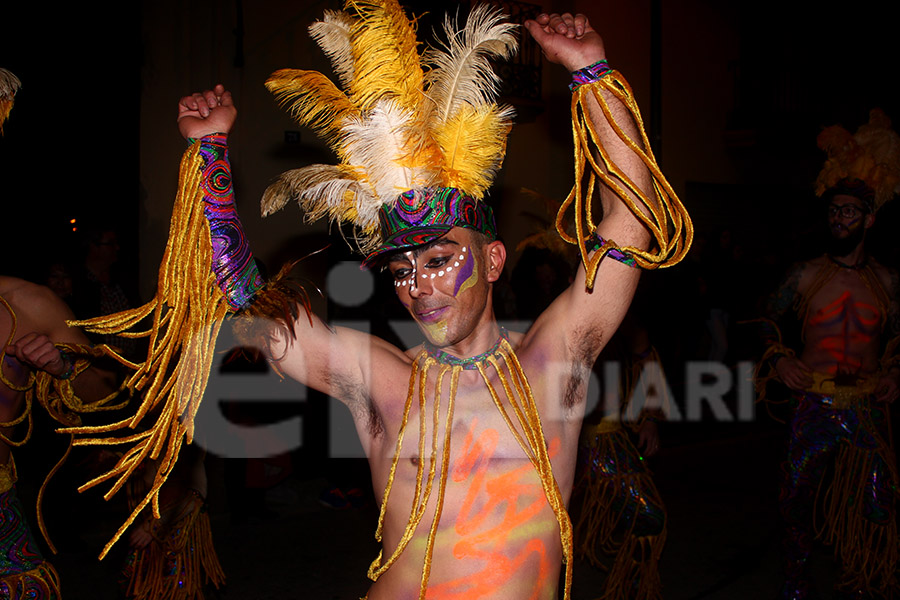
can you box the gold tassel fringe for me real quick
[817,432,900,594]
[122,494,225,599]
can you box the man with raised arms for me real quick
[162,5,688,599]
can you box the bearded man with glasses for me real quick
[755,110,900,599]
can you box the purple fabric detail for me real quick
[588,233,638,268]
[0,485,47,586]
[569,60,612,92]
[198,135,264,311]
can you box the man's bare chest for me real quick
[804,271,884,335]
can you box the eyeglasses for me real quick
[827,203,866,219]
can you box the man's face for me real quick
[386,228,494,347]
[826,194,872,254]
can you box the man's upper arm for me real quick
[269,311,406,408]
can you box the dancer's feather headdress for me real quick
[0,68,22,134]
[262,0,517,267]
[815,108,900,212]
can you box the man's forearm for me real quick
[196,134,264,311]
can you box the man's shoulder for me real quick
[867,257,898,296]
[0,276,53,306]
[0,279,71,326]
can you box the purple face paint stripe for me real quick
[453,251,474,296]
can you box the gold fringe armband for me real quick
[559,71,692,289]
[60,140,310,560]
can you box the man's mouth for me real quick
[416,306,449,323]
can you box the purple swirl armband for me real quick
[569,59,613,92]
[198,134,264,311]
[587,233,638,268]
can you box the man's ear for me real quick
[486,240,506,283]
[864,211,876,230]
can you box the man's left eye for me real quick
[426,257,450,268]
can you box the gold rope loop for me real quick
[560,71,693,289]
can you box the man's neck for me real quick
[828,243,867,269]
[429,315,502,364]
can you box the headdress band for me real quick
[361,187,496,268]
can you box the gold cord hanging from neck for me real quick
[368,341,574,599]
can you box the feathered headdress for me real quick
[262,0,517,266]
[815,108,900,212]
[0,68,22,134]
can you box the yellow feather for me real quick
[265,69,360,146]
[346,0,424,113]
[433,103,514,198]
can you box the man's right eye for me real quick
[392,268,411,280]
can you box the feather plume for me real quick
[340,99,437,203]
[347,0,424,113]
[433,103,514,197]
[0,68,21,134]
[265,69,359,146]
[423,3,518,124]
[309,10,357,90]
[261,164,359,218]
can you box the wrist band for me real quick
[587,233,638,268]
[57,348,75,380]
[569,59,612,91]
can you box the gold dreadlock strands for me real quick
[418,364,459,598]
[60,142,234,560]
[559,72,692,289]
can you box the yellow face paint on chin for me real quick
[422,321,450,346]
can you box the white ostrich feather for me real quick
[0,68,21,99]
[309,10,356,91]
[424,3,518,124]
[261,164,358,219]
[340,99,436,205]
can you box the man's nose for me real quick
[408,274,433,298]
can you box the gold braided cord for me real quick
[559,72,692,289]
[369,354,426,578]
[369,344,573,598]
[418,365,459,599]
[57,142,232,560]
[491,340,574,599]
[35,434,74,554]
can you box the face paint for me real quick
[453,246,477,297]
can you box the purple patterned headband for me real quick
[361,187,496,269]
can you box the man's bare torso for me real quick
[357,330,587,600]
[797,256,894,377]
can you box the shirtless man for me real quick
[1,275,118,598]
[174,9,671,599]
[761,181,900,599]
